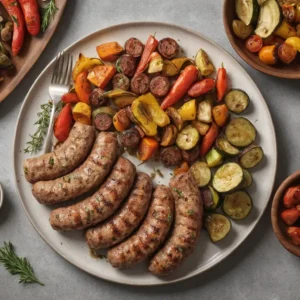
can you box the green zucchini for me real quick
[215,134,240,157]
[240,169,253,188]
[189,161,211,187]
[224,89,249,114]
[201,186,220,211]
[204,213,231,242]
[235,0,259,26]
[223,191,253,220]
[239,145,264,169]
[212,162,244,193]
[176,125,200,150]
[205,148,224,168]
[225,117,256,147]
[255,0,281,38]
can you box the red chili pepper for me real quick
[135,35,158,75]
[61,92,80,104]
[160,65,199,110]
[281,208,300,226]
[54,104,73,142]
[216,63,228,102]
[1,0,26,56]
[200,122,219,157]
[18,0,40,36]
[187,78,215,98]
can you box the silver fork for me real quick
[43,51,73,153]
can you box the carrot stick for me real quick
[137,137,159,161]
[75,71,92,104]
[187,78,215,98]
[216,63,228,102]
[18,0,40,36]
[200,122,219,157]
[54,104,73,142]
[61,92,80,104]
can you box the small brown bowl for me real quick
[271,171,300,257]
[223,0,300,79]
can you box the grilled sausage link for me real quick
[107,185,174,269]
[85,172,152,249]
[24,122,95,183]
[49,157,136,231]
[148,172,203,276]
[32,132,118,205]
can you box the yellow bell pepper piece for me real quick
[274,20,297,40]
[286,37,300,52]
[178,99,196,121]
[72,102,92,125]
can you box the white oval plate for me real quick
[13,22,277,286]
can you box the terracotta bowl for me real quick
[271,171,300,257]
[223,0,300,79]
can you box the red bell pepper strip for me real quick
[61,92,80,104]
[283,185,300,208]
[200,122,219,157]
[18,0,40,36]
[216,63,228,102]
[281,208,300,226]
[135,35,158,75]
[187,78,215,98]
[287,227,300,246]
[160,65,199,110]
[54,104,73,142]
[1,0,26,56]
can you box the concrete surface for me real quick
[0,0,299,299]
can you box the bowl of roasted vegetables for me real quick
[272,171,300,257]
[223,0,300,79]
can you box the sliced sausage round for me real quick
[119,127,141,148]
[130,73,150,95]
[125,37,144,57]
[160,146,182,167]
[125,106,136,123]
[89,88,106,107]
[112,73,130,91]
[94,113,113,131]
[181,147,200,163]
[158,38,179,59]
[150,76,170,97]
[116,54,137,77]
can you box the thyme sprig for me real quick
[40,0,58,32]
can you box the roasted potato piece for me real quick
[192,120,210,136]
[160,124,178,146]
[197,99,212,123]
[166,107,183,131]
[195,49,215,76]
[232,20,253,40]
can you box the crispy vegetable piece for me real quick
[171,57,194,71]
[283,185,300,208]
[54,103,73,142]
[0,52,13,69]
[87,65,116,89]
[287,227,300,246]
[92,106,116,119]
[197,99,212,123]
[161,60,179,76]
[232,20,253,40]
[192,120,210,136]
[189,161,211,187]
[113,108,131,131]
[274,20,297,39]
[187,79,215,98]
[137,137,159,161]
[258,45,278,65]
[103,89,137,108]
[204,213,231,242]
[195,49,215,76]
[160,124,178,146]
[176,125,199,150]
[96,42,123,62]
[61,92,80,104]
[216,64,228,102]
[72,102,92,125]
[148,52,164,73]
[281,208,300,226]
[166,107,183,131]
[282,4,296,24]
[206,147,224,168]
[174,161,190,175]
[72,53,103,81]
[178,99,196,121]
[285,36,300,51]
[212,104,229,127]
[75,71,92,104]
[200,122,219,157]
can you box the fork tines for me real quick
[51,51,73,85]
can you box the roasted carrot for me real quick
[212,104,229,127]
[61,92,80,104]
[200,122,219,157]
[160,65,199,110]
[54,104,73,142]
[216,64,228,102]
[1,0,25,56]
[258,45,278,65]
[187,78,215,98]
[283,185,300,208]
[281,208,300,226]
[75,71,92,104]
[135,35,158,75]
[96,42,123,62]
[87,65,116,89]
[287,227,300,246]
[174,161,190,175]
[18,0,40,36]
[113,109,131,131]
[137,137,159,161]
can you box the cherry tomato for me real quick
[278,43,297,64]
[245,35,263,53]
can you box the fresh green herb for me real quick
[176,246,183,253]
[58,183,63,189]
[191,232,196,238]
[167,213,173,223]
[40,0,58,32]
[187,209,194,215]
[156,168,164,178]
[24,101,52,154]
[48,157,54,166]
[11,15,18,26]
[0,242,44,285]
[55,101,64,114]
[10,1,18,7]
[150,171,156,180]
[95,196,101,203]
[55,214,59,220]
[23,167,28,175]
[173,188,183,198]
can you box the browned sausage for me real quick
[148,172,203,276]
[32,132,118,205]
[118,127,141,148]
[116,54,137,77]
[181,147,200,163]
[157,38,179,59]
[85,172,152,249]
[125,37,144,57]
[94,113,113,131]
[112,73,130,91]
[89,88,107,107]
[23,122,95,184]
[150,76,170,97]
[130,73,150,95]
[107,185,174,268]
[49,157,136,231]
[160,146,182,167]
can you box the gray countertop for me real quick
[0,0,299,299]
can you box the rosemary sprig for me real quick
[24,101,52,154]
[0,242,44,285]
[40,0,58,32]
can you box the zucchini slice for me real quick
[204,213,231,242]
[201,186,220,211]
[189,161,211,187]
[225,117,256,147]
[224,89,249,114]
[205,148,224,168]
[223,191,253,220]
[241,169,253,188]
[176,125,200,150]
[212,162,244,193]
[255,0,281,38]
[215,134,240,157]
[239,145,264,169]
[235,0,259,26]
